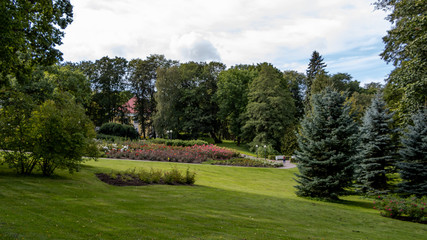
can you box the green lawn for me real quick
[0,159,425,239]
[216,140,257,157]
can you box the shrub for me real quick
[150,168,163,184]
[211,158,283,168]
[185,168,196,184]
[148,138,208,147]
[0,90,36,174]
[163,167,184,184]
[96,133,128,142]
[30,94,99,176]
[373,195,427,222]
[98,122,139,139]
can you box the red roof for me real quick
[123,97,136,114]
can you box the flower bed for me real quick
[105,143,239,163]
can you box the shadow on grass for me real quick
[1,164,425,240]
[0,167,74,180]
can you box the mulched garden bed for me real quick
[96,173,148,186]
[390,216,427,224]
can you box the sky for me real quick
[58,0,395,85]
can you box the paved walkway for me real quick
[240,154,297,169]
[278,161,297,169]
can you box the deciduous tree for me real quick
[216,66,256,145]
[242,63,295,151]
[0,0,73,87]
[375,0,427,123]
[128,55,177,138]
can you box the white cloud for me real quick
[59,0,392,82]
[170,32,221,62]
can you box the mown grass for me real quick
[216,140,256,157]
[0,159,426,239]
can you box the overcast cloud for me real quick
[58,0,394,84]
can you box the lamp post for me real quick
[166,130,173,139]
[255,145,259,158]
[264,145,267,160]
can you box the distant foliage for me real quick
[242,63,295,152]
[98,122,139,139]
[148,138,208,147]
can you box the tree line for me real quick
[56,52,384,155]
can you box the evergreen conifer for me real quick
[355,94,395,195]
[397,108,427,197]
[295,88,358,200]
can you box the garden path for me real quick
[240,154,297,169]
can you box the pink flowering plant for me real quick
[105,143,239,163]
[373,195,427,222]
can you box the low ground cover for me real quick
[0,159,426,239]
[209,158,283,168]
[96,167,196,186]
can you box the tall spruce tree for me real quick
[305,51,327,105]
[355,94,395,195]
[397,108,427,197]
[295,88,358,200]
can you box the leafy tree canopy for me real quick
[375,0,427,122]
[0,0,73,87]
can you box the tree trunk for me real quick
[210,131,222,143]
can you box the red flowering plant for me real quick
[373,195,405,218]
[105,143,239,163]
[373,195,427,222]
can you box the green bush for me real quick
[163,167,184,184]
[251,144,279,158]
[210,158,283,168]
[373,195,427,222]
[149,138,208,146]
[0,90,36,174]
[98,122,139,139]
[96,133,128,142]
[1,91,98,176]
[185,168,196,185]
[148,168,162,184]
[31,93,99,176]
